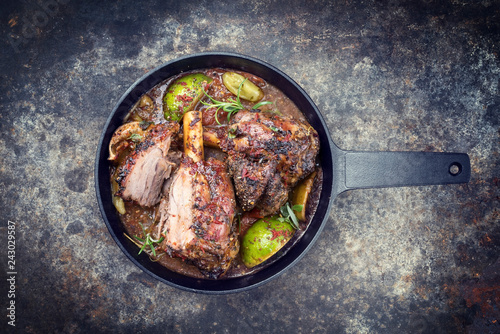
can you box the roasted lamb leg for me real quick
[157,111,239,278]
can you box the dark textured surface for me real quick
[1,0,499,333]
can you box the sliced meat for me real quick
[157,157,239,278]
[115,122,180,207]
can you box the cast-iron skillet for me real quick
[95,52,470,294]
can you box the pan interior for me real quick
[95,52,335,293]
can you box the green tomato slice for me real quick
[222,72,264,102]
[241,216,295,268]
[163,73,212,122]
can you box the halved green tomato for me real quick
[222,72,264,102]
[241,216,295,268]
[163,73,212,121]
[291,171,316,222]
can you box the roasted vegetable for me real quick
[135,94,155,121]
[222,72,264,102]
[183,110,204,162]
[240,216,295,268]
[111,174,126,214]
[163,73,212,122]
[291,171,317,221]
[108,121,152,160]
[138,94,154,110]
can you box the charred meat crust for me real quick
[157,157,239,278]
[227,153,276,211]
[220,110,319,216]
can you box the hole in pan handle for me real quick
[342,151,471,191]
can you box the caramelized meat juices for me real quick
[110,68,322,279]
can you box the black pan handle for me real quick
[341,151,470,191]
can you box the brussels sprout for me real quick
[163,73,212,121]
[241,216,295,268]
[222,72,264,102]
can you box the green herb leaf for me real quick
[269,126,279,132]
[280,204,289,218]
[228,127,237,139]
[292,204,304,212]
[148,241,157,257]
[277,202,300,230]
[252,100,273,110]
[133,235,145,243]
[285,203,300,230]
[133,222,164,257]
[128,133,143,142]
[139,243,147,255]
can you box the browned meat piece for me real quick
[156,157,239,278]
[220,110,319,216]
[156,110,239,278]
[114,122,180,207]
[226,153,276,211]
[256,173,288,215]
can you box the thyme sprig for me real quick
[133,222,164,256]
[278,203,303,230]
[201,79,272,125]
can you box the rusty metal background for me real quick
[1,0,498,333]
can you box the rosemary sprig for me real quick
[133,222,164,256]
[201,79,273,125]
[252,100,274,110]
